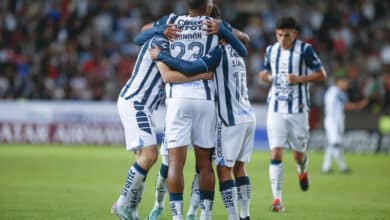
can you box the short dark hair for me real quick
[187,0,208,10]
[210,5,221,19]
[276,16,299,30]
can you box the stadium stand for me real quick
[0,0,389,117]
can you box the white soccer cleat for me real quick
[111,202,139,220]
[147,207,164,220]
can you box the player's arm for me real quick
[204,20,248,57]
[345,98,368,111]
[287,45,327,84]
[233,28,250,45]
[258,46,273,83]
[149,46,222,76]
[155,62,213,83]
[135,24,180,45]
[135,15,180,45]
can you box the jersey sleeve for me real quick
[156,46,222,76]
[221,20,233,32]
[150,36,171,55]
[153,15,170,27]
[263,45,272,73]
[134,25,166,46]
[304,45,322,72]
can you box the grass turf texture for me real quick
[0,144,389,220]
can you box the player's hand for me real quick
[164,24,181,41]
[287,74,301,84]
[204,19,220,35]
[148,46,161,60]
[201,72,214,80]
[259,71,272,82]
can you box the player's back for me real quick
[166,15,219,100]
[119,38,164,111]
[215,44,255,126]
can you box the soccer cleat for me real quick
[240,216,250,220]
[298,172,309,191]
[111,202,140,220]
[147,207,164,220]
[186,214,196,220]
[112,202,131,220]
[270,198,284,212]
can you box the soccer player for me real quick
[202,7,254,220]
[258,16,327,212]
[162,1,219,219]
[112,26,212,220]
[322,76,368,173]
[181,5,254,220]
[146,37,222,220]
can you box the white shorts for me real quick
[165,98,216,149]
[214,120,255,167]
[267,111,309,152]
[117,97,157,151]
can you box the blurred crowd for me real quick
[1,0,389,114]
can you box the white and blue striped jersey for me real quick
[166,15,219,100]
[215,44,255,126]
[264,40,323,114]
[324,85,347,130]
[119,37,167,111]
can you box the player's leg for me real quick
[216,122,255,220]
[333,143,349,173]
[234,162,251,220]
[234,122,255,219]
[289,113,310,192]
[148,148,169,220]
[165,98,192,220]
[217,165,238,220]
[267,112,287,212]
[114,98,159,220]
[168,146,187,220]
[114,146,158,220]
[322,143,334,173]
[293,149,309,191]
[194,146,215,220]
[269,147,284,212]
[186,167,200,220]
[322,125,338,173]
[192,100,216,220]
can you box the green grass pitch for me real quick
[0,144,389,220]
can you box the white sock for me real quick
[169,193,183,220]
[154,164,168,208]
[199,191,214,220]
[269,160,283,200]
[236,176,251,218]
[117,163,147,208]
[219,180,238,220]
[187,173,200,216]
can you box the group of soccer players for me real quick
[111,0,327,219]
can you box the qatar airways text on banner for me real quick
[0,122,125,145]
